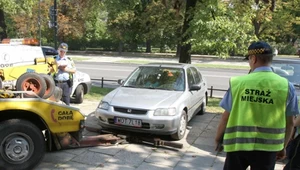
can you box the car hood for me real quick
[105,87,184,109]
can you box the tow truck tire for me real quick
[74,84,84,104]
[0,119,45,170]
[171,110,187,140]
[0,78,2,89]
[40,73,55,99]
[16,72,46,98]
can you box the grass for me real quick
[206,98,223,113]
[71,57,91,61]
[84,86,114,101]
[84,86,223,114]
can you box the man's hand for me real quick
[58,65,67,71]
[276,148,286,161]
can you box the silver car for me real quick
[95,63,208,140]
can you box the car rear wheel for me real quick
[0,119,45,170]
[171,110,187,140]
[74,84,84,104]
[16,72,46,98]
[198,93,207,115]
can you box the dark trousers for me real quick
[284,134,300,170]
[56,82,71,105]
[224,151,277,170]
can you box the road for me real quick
[75,61,248,97]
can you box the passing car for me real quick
[95,63,208,140]
[271,58,300,97]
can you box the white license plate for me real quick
[114,117,142,128]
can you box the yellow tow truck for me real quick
[0,90,85,170]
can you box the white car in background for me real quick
[42,46,92,103]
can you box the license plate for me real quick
[114,117,142,128]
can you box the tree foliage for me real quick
[0,0,299,59]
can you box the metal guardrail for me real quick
[91,78,227,97]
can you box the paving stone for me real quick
[71,151,112,166]
[174,161,212,170]
[52,162,98,170]
[136,162,173,170]
[180,151,216,167]
[193,136,215,147]
[34,162,57,170]
[94,163,136,170]
[186,144,216,155]
[63,148,86,155]
[42,151,77,164]
[107,145,152,167]
[145,151,181,167]
[89,145,126,156]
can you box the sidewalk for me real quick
[35,100,286,170]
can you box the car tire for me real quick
[74,84,84,104]
[171,110,187,140]
[0,119,45,170]
[40,73,55,99]
[16,72,46,98]
[198,93,207,115]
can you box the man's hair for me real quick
[255,54,273,64]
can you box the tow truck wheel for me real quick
[74,84,84,104]
[40,73,55,99]
[0,119,45,170]
[16,72,46,98]
[171,110,187,140]
[0,78,2,89]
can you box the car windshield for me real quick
[123,66,185,91]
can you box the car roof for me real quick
[142,62,191,69]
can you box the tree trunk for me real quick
[252,19,261,39]
[146,39,151,53]
[178,0,197,64]
[176,43,181,58]
[118,41,123,55]
[0,9,7,40]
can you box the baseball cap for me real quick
[58,43,68,52]
[245,41,273,60]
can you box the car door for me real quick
[190,67,206,111]
[186,67,201,119]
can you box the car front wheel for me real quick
[171,110,187,140]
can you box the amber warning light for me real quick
[1,38,39,46]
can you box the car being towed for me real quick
[95,63,208,140]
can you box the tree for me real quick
[0,0,35,40]
[178,0,197,63]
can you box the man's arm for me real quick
[284,116,295,148]
[215,110,230,147]
[295,116,300,127]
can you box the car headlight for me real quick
[98,101,110,110]
[153,108,176,116]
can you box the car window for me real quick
[123,66,185,91]
[190,67,201,84]
[187,68,195,88]
[271,62,300,84]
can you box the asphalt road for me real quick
[75,61,248,98]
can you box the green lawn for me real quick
[85,86,223,114]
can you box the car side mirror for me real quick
[117,79,124,85]
[190,84,201,91]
